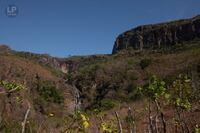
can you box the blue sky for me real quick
[0,0,200,57]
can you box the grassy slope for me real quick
[0,54,74,133]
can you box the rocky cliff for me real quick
[0,45,108,76]
[112,15,200,54]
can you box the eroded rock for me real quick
[112,15,200,54]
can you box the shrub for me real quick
[100,99,116,111]
[37,81,64,104]
[140,58,152,69]
[163,75,177,85]
[0,80,25,92]
[127,59,134,65]
[78,64,100,80]
[101,121,117,133]
[126,82,137,93]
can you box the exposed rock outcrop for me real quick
[0,45,11,54]
[0,45,108,75]
[112,15,200,54]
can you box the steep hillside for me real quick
[70,41,200,133]
[1,42,200,132]
[72,41,200,109]
[0,48,75,132]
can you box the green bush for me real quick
[125,82,141,101]
[127,59,134,65]
[100,99,116,111]
[140,58,152,69]
[163,75,176,85]
[37,81,64,104]
[126,82,137,93]
[79,64,100,80]
[0,80,25,92]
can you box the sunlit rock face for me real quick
[112,15,200,54]
[61,63,68,74]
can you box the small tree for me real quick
[0,80,30,133]
[140,75,168,133]
[170,74,194,133]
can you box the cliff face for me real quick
[112,15,200,54]
[12,50,69,74]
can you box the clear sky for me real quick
[0,0,200,57]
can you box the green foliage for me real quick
[127,59,135,66]
[171,74,194,110]
[140,74,195,111]
[101,121,117,133]
[126,82,137,93]
[125,115,134,124]
[195,125,200,133]
[125,82,141,101]
[78,111,90,130]
[37,81,64,104]
[140,58,152,69]
[163,75,177,85]
[66,72,73,82]
[15,96,23,104]
[141,75,168,100]
[63,111,90,133]
[175,98,191,110]
[100,99,116,111]
[79,63,100,80]
[0,80,25,92]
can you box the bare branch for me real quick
[22,101,31,133]
[115,111,123,133]
[155,100,166,133]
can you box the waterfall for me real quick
[72,84,81,112]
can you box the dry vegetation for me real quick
[0,42,200,133]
